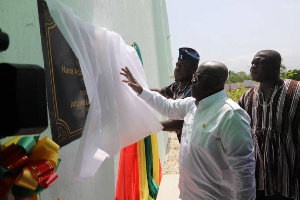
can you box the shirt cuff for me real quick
[139,88,153,102]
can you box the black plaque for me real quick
[37,0,89,147]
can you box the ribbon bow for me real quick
[0,136,60,199]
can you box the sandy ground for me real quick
[162,132,180,175]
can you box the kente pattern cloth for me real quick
[238,79,300,199]
[115,43,162,200]
[161,82,192,100]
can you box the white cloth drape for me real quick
[45,0,163,179]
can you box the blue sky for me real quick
[166,0,300,72]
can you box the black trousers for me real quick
[256,191,294,200]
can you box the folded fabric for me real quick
[45,0,163,179]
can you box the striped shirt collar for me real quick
[254,79,285,94]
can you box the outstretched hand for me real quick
[120,66,143,95]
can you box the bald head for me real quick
[255,50,281,69]
[251,50,282,82]
[197,61,228,84]
[191,61,228,101]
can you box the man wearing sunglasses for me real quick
[121,61,255,199]
[239,50,300,200]
[151,47,199,143]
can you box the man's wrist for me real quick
[138,88,153,101]
[137,87,143,95]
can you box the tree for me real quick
[286,69,300,81]
[280,64,287,79]
[279,62,300,81]
[226,86,248,102]
[226,70,251,83]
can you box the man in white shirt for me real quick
[121,61,256,200]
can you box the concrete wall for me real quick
[0,0,173,199]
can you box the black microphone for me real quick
[0,28,9,52]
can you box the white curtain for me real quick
[45,0,163,179]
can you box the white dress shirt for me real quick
[140,88,256,200]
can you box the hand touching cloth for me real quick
[121,67,143,95]
[45,0,163,179]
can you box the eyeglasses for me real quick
[192,73,222,83]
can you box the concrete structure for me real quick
[224,84,230,91]
[157,174,180,200]
[225,80,255,91]
[0,0,172,199]
[243,80,254,88]
[225,82,241,91]
[230,83,241,90]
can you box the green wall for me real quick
[0,0,173,199]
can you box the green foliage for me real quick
[280,64,287,74]
[226,86,248,102]
[225,64,300,102]
[226,70,251,83]
[285,69,300,81]
[279,62,300,80]
[225,70,251,102]
[280,64,287,79]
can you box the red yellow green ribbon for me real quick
[0,136,60,199]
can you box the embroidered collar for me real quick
[254,79,285,94]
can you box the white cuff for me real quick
[139,88,153,102]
